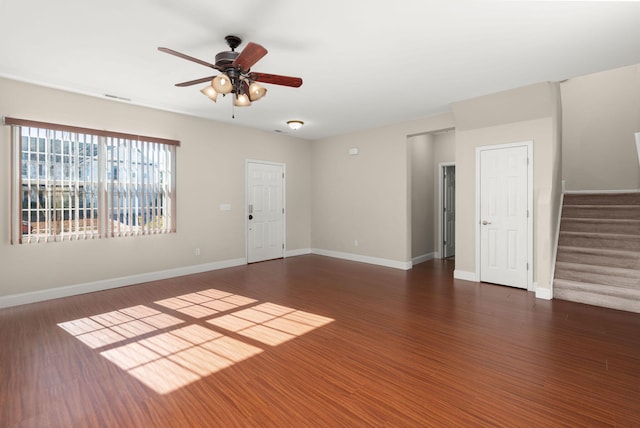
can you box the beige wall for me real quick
[561,64,640,191]
[452,83,562,294]
[409,133,435,259]
[310,113,455,266]
[0,78,311,299]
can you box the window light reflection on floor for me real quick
[57,289,333,394]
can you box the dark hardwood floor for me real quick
[1,255,639,427]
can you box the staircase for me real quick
[553,192,640,313]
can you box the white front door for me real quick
[479,144,530,289]
[246,161,285,263]
[443,165,456,259]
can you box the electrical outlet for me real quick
[195,248,200,256]
[354,239,359,247]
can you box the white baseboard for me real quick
[0,258,247,309]
[536,287,552,300]
[412,252,435,265]
[453,270,477,282]
[311,248,412,270]
[286,248,312,258]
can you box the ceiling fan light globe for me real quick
[234,93,251,107]
[248,82,267,101]
[200,85,218,102]
[212,74,233,94]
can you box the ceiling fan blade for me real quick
[232,42,268,72]
[158,47,217,69]
[249,72,303,88]
[175,76,215,87]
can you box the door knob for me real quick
[482,220,491,225]
[248,214,253,220]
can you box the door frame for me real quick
[475,141,533,290]
[245,159,286,264]
[438,162,455,259]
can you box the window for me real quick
[6,117,178,244]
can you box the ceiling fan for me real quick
[158,35,303,107]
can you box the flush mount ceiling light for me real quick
[159,35,302,111]
[287,120,304,130]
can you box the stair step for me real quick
[553,279,640,313]
[554,261,640,289]
[555,246,640,270]
[558,231,640,251]
[562,205,640,220]
[560,218,640,235]
[564,192,640,206]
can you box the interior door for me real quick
[443,165,456,258]
[479,145,529,289]
[246,161,284,263]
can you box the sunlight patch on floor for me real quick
[58,288,333,394]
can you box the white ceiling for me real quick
[1,0,640,140]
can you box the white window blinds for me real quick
[5,117,178,244]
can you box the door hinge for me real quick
[282,208,285,214]
[282,243,285,249]
[526,262,529,271]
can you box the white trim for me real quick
[0,258,247,309]
[475,141,534,290]
[453,270,478,282]
[438,162,456,259]
[412,252,435,265]
[536,287,552,300]
[245,160,286,263]
[286,248,312,258]
[311,248,412,270]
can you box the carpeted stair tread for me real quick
[553,280,640,313]
[561,205,640,219]
[563,192,640,206]
[558,231,640,251]
[556,246,640,270]
[554,261,640,289]
[560,218,640,235]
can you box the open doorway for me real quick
[439,163,455,259]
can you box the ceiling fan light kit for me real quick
[159,35,302,115]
